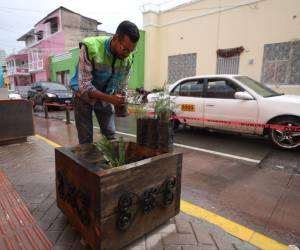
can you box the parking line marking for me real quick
[35,134,290,250]
[53,121,260,163]
[173,143,260,163]
[35,134,61,148]
[180,200,291,250]
[63,119,259,161]
[113,128,259,164]
[115,131,137,138]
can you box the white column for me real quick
[143,11,161,91]
[13,59,16,74]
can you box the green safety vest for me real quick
[81,36,134,94]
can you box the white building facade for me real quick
[143,0,300,94]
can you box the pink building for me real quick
[7,7,103,88]
[6,50,31,89]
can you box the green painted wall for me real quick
[50,31,145,89]
[50,48,79,83]
[128,30,145,89]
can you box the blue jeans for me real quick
[74,96,116,144]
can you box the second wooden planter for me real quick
[136,118,174,152]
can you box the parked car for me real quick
[147,75,300,150]
[27,82,73,106]
[8,89,22,100]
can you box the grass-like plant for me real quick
[94,137,126,167]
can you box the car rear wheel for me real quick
[269,117,300,150]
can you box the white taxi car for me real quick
[147,75,300,150]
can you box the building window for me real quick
[56,70,70,86]
[261,41,300,85]
[216,47,244,74]
[168,53,197,84]
[43,16,59,35]
[36,31,43,41]
[216,56,240,74]
[28,49,43,72]
[50,18,58,34]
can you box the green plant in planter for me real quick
[147,86,178,152]
[94,137,126,167]
[151,87,178,122]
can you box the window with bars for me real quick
[28,49,43,72]
[216,55,240,74]
[216,47,243,74]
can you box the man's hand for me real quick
[89,90,125,106]
[109,94,125,107]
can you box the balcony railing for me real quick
[28,60,44,72]
[7,66,29,76]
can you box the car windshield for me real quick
[234,76,283,98]
[41,82,67,91]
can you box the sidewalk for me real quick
[0,134,259,250]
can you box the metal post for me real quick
[44,104,48,119]
[66,108,70,124]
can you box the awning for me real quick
[217,46,244,58]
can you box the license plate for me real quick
[181,104,195,112]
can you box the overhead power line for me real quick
[0,6,137,14]
[0,27,18,33]
[0,6,48,13]
[141,0,263,12]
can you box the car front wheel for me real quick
[269,117,300,150]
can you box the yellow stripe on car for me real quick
[181,104,195,112]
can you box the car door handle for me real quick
[206,104,215,107]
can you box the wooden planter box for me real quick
[55,142,182,250]
[0,100,34,145]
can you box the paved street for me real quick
[31,111,300,248]
[33,109,275,161]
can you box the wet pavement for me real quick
[33,109,272,161]
[30,113,300,247]
[0,132,259,250]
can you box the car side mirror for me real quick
[234,91,254,100]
